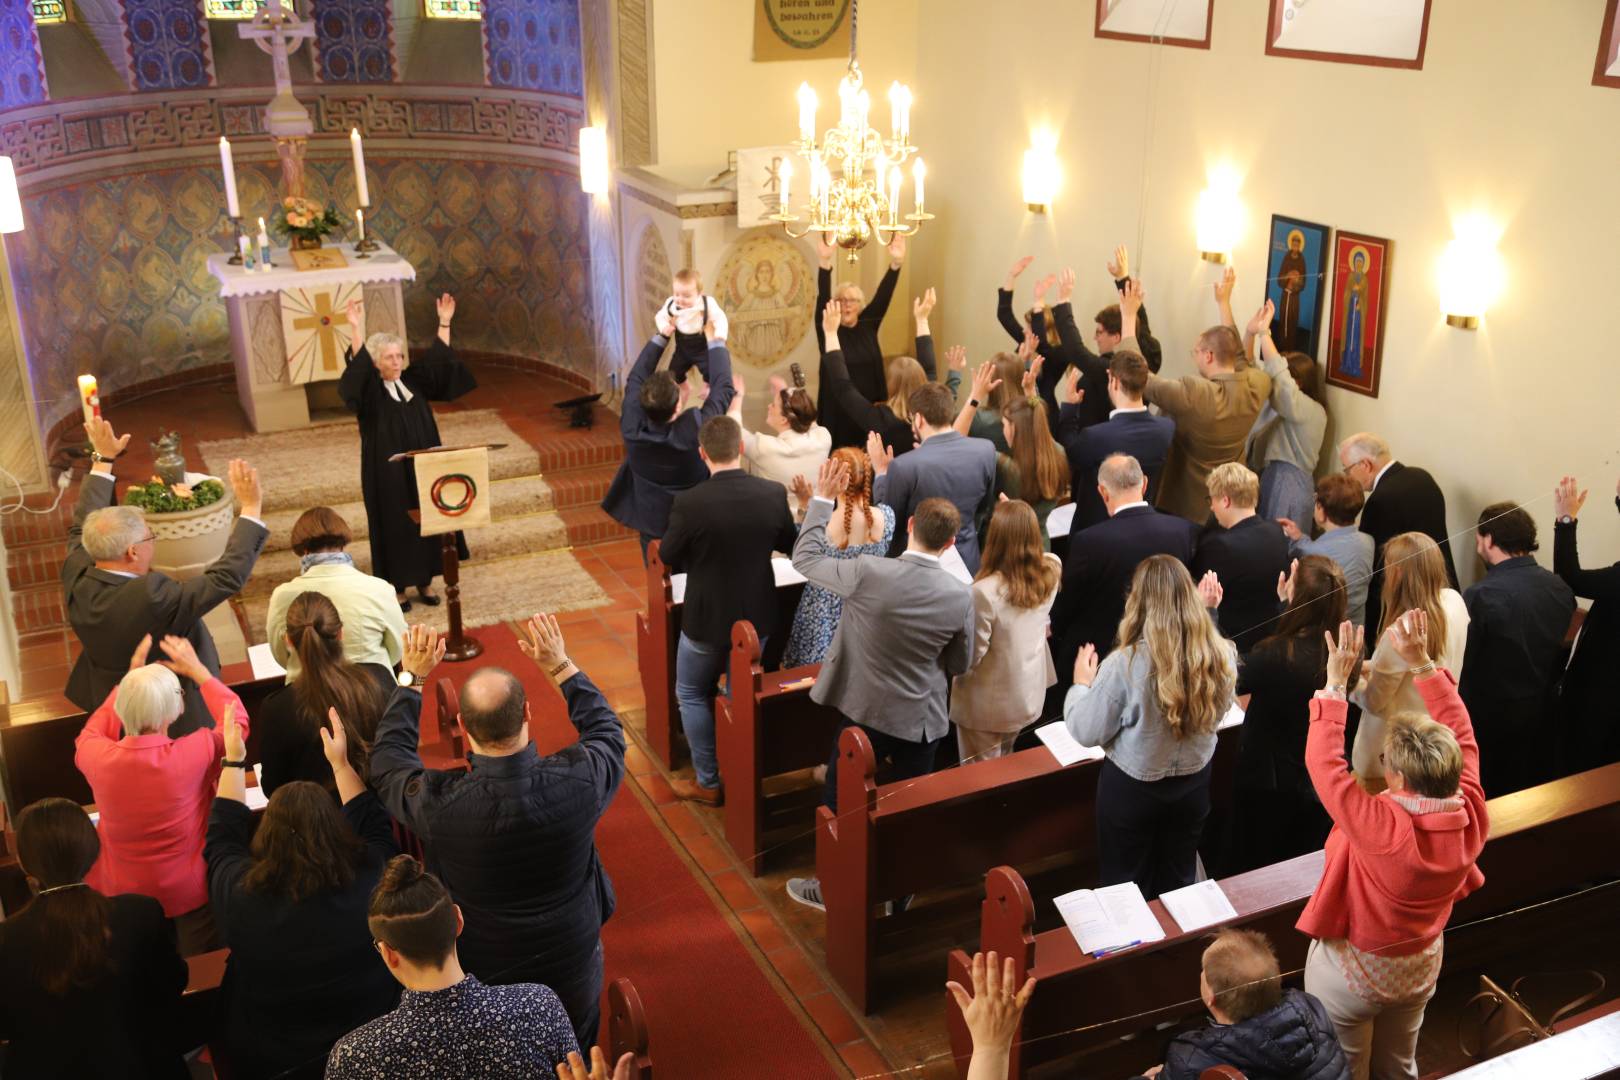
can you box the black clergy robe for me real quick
[339,338,476,591]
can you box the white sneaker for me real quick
[786,877,825,911]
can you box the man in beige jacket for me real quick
[1125,279,1271,522]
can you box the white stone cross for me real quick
[240,0,315,136]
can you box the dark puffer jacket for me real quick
[368,674,625,997]
[1160,988,1350,1080]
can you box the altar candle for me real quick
[356,207,366,242]
[237,234,251,261]
[219,137,240,219]
[912,157,926,214]
[256,216,272,270]
[350,128,370,206]
[77,375,99,425]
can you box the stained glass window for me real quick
[424,0,481,21]
[205,0,297,19]
[31,0,68,24]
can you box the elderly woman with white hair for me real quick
[340,293,476,612]
[74,633,249,955]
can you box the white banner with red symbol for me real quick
[413,446,491,536]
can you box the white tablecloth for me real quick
[206,241,416,299]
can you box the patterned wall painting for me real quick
[313,0,396,82]
[0,0,48,108]
[483,0,583,96]
[8,156,595,426]
[124,0,216,91]
[711,230,812,369]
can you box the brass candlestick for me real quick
[227,216,246,265]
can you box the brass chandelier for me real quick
[771,1,931,261]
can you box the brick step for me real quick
[11,583,65,637]
[559,506,635,547]
[544,462,620,511]
[6,540,68,592]
[532,421,625,476]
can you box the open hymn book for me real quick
[1053,882,1166,957]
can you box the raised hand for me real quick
[913,286,937,323]
[436,293,456,324]
[1197,569,1223,609]
[158,634,211,685]
[789,474,813,509]
[767,374,788,396]
[518,613,572,676]
[401,624,446,680]
[345,297,364,342]
[887,233,907,267]
[222,701,246,762]
[1323,619,1366,689]
[1003,255,1035,291]
[1022,354,1044,398]
[84,416,130,461]
[228,459,262,518]
[1056,267,1076,303]
[814,455,852,501]
[654,302,674,338]
[320,707,350,772]
[1032,272,1056,305]
[1072,643,1099,688]
[970,360,1002,403]
[128,633,153,672]
[1061,367,1084,406]
[1107,243,1129,281]
[1386,609,1431,669]
[1247,298,1276,339]
[731,372,746,397]
[865,430,895,477]
[1555,476,1589,521]
[945,344,968,372]
[821,298,841,341]
[1214,265,1236,305]
[945,951,1037,1070]
[1277,558,1298,604]
[555,1047,635,1080]
[1017,328,1038,364]
[1119,277,1144,331]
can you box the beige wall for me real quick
[907,0,1620,583]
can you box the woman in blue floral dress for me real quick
[782,446,894,668]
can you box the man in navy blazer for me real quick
[1048,452,1200,710]
[601,326,735,559]
[871,382,997,573]
[1056,349,1176,533]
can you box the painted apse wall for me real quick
[908,0,1620,582]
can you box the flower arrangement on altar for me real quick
[271,196,347,250]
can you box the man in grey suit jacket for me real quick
[785,458,974,911]
[63,416,269,737]
[870,382,996,573]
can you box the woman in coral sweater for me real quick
[1299,610,1488,1080]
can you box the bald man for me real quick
[367,618,626,1050]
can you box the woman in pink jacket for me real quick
[1300,610,1488,1080]
[74,633,249,956]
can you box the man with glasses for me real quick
[815,232,908,448]
[63,415,268,737]
[1337,431,1458,634]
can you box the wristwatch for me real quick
[90,450,115,464]
[397,670,416,689]
[221,760,248,769]
[1557,514,1574,526]
[968,398,980,409]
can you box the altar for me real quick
[206,242,416,432]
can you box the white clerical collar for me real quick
[384,378,414,403]
[1109,405,1148,419]
[1372,460,1394,490]
[1110,500,1150,515]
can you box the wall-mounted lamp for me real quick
[1438,216,1503,330]
[1022,138,1060,214]
[579,126,610,196]
[0,157,23,234]
[1195,170,1244,263]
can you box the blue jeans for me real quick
[675,631,764,789]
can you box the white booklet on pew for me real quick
[1217,702,1244,731]
[1159,878,1239,933]
[1054,882,1166,957]
[670,556,804,605]
[247,642,286,681]
[1034,721,1106,767]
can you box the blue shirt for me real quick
[325,975,578,1078]
[1291,524,1375,629]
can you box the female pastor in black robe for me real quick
[339,293,476,608]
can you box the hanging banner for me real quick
[753,0,851,62]
[413,446,492,536]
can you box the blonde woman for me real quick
[1065,555,1238,898]
[340,294,476,610]
[819,287,935,452]
[781,448,895,668]
[951,500,1062,760]
[1350,532,1470,783]
[727,369,830,515]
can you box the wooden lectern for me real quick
[394,442,502,663]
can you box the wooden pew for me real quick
[434,677,466,761]
[714,620,840,876]
[634,543,806,771]
[821,718,1244,1013]
[946,761,1620,1078]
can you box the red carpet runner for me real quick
[442,626,837,1078]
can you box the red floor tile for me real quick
[766,944,831,999]
[800,991,866,1048]
[708,869,763,914]
[737,906,793,955]
[836,1038,893,1079]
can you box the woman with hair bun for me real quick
[340,292,477,612]
[206,709,400,1078]
[728,363,830,515]
[256,591,390,797]
[781,447,895,667]
[0,797,189,1078]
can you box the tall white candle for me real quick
[778,160,791,215]
[219,137,240,219]
[888,167,901,224]
[356,207,365,241]
[350,127,370,206]
[77,375,99,425]
[912,158,926,214]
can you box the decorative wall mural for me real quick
[313,0,396,83]
[633,221,671,346]
[483,0,584,96]
[124,0,216,91]
[0,0,48,108]
[711,231,812,370]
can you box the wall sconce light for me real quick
[1195,169,1244,263]
[578,126,609,196]
[1022,137,1060,214]
[0,157,23,234]
[1438,215,1503,330]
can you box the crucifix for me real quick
[239,0,316,198]
[290,292,344,376]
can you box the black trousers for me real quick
[822,715,943,813]
[1096,757,1213,900]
